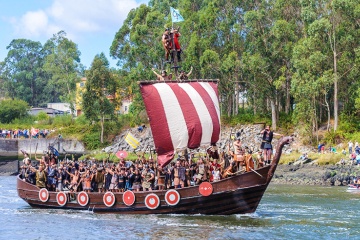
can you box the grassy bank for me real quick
[280,152,344,165]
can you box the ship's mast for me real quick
[169,27,180,78]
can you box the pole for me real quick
[249,167,264,178]
[34,143,38,160]
[170,26,179,77]
[30,130,32,160]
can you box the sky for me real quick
[0,0,147,69]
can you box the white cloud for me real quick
[11,0,142,40]
[13,10,49,37]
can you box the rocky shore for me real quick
[273,164,360,186]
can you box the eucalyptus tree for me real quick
[292,0,360,135]
[320,0,360,131]
[111,0,248,117]
[243,0,284,130]
[83,53,118,143]
[219,52,242,116]
[110,3,166,114]
[0,39,47,107]
[43,31,81,114]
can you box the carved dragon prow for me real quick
[267,136,294,182]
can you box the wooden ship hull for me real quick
[17,157,285,215]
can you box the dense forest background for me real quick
[1,0,360,146]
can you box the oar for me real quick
[249,167,264,178]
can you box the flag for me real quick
[48,146,60,156]
[170,7,184,23]
[125,132,140,149]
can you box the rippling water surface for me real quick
[1,176,359,239]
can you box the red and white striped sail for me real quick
[140,81,220,167]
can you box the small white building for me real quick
[29,107,64,117]
[47,103,71,114]
[120,99,132,114]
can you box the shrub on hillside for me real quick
[0,99,29,124]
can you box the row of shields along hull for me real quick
[38,182,214,209]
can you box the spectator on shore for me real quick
[342,148,347,155]
[348,141,353,154]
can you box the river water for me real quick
[0,176,359,239]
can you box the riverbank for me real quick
[273,164,360,186]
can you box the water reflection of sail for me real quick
[140,81,221,167]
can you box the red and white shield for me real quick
[165,189,180,206]
[144,193,160,210]
[199,182,213,196]
[123,190,135,206]
[39,188,49,202]
[77,191,89,206]
[103,192,116,207]
[56,191,67,206]
[116,150,128,159]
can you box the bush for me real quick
[323,130,345,145]
[75,114,88,125]
[9,115,36,128]
[0,99,29,124]
[36,112,50,121]
[339,113,360,133]
[82,131,103,150]
[52,114,73,127]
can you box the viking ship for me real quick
[17,78,292,214]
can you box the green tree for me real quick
[243,2,280,130]
[83,53,118,143]
[0,99,29,123]
[0,39,47,107]
[108,0,360,136]
[43,31,82,114]
[291,0,360,137]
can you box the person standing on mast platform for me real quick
[162,28,172,62]
[172,28,182,62]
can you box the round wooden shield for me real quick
[103,192,116,207]
[123,190,135,206]
[39,188,49,202]
[77,191,89,206]
[144,193,160,210]
[165,189,180,206]
[56,191,67,206]
[116,150,128,159]
[199,182,213,196]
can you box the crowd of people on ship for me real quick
[19,134,270,193]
